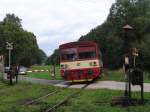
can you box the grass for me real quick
[1,66,150,111]
[100,69,150,83]
[100,69,125,82]
[0,78,60,112]
[143,71,150,83]
[27,72,52,79]
[27,65,62,80]
[57,90,150,112]
[1,77,150,112]
[29,65,51,70]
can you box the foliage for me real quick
[79,0,150,69]
[0,14,47,66]
[46,49,59,65]
[133,34,150,69]
[36,49,47,65]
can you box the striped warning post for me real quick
[26,69,50,73]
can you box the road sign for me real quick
[6,42,13,50]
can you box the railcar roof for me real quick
[59,41,97,49]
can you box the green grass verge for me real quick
[27,65,62,80]
[100,69,125,82]
[0,78,60,112]
[100,69,150,83]
[144,72,150,83]
[57,89,150,112]
[29,65,51,70]
[1,78,150,112]
[27,72,51,79]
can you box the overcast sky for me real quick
[0,0,115,56]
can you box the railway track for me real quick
[23,81,71,105]
[23,81,90,112]
[45,83,90,112]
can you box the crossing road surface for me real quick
[18,75,150,92]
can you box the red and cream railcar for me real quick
[59,41,103,82]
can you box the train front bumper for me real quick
[61,67,101,81]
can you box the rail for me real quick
[45,83,90,112]
[23,81,71,105]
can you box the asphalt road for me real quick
[17,75,150,92]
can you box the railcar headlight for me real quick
[89,61,97,66]
[93,61,97,66]
[60,64,64,69]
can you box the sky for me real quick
[0,0,115,56]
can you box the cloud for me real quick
[0,0,115,55]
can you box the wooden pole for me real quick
[53,64,56,79]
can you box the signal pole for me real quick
[6,42,13,85]
[6,42,13,69]
[122,25,134,99]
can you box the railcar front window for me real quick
[61,53,77,61]
[79,51,96,59]
[61,48,77,61]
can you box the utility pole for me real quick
[6,42,13,85]
[6,42,13,68]
[122,24,134,98]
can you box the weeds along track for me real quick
[0,82,9,89]
[45,83,90,112]
[23,81,71,105]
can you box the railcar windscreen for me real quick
[61,48,78,61]
[79,51,96,59]
[78,47,96,59]
[60,46,97,61]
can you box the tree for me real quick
[36,49,47,65]
[48,0,150,69]
[46,49,59,65]
[0,14,46,67]
[79,0,150,69]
